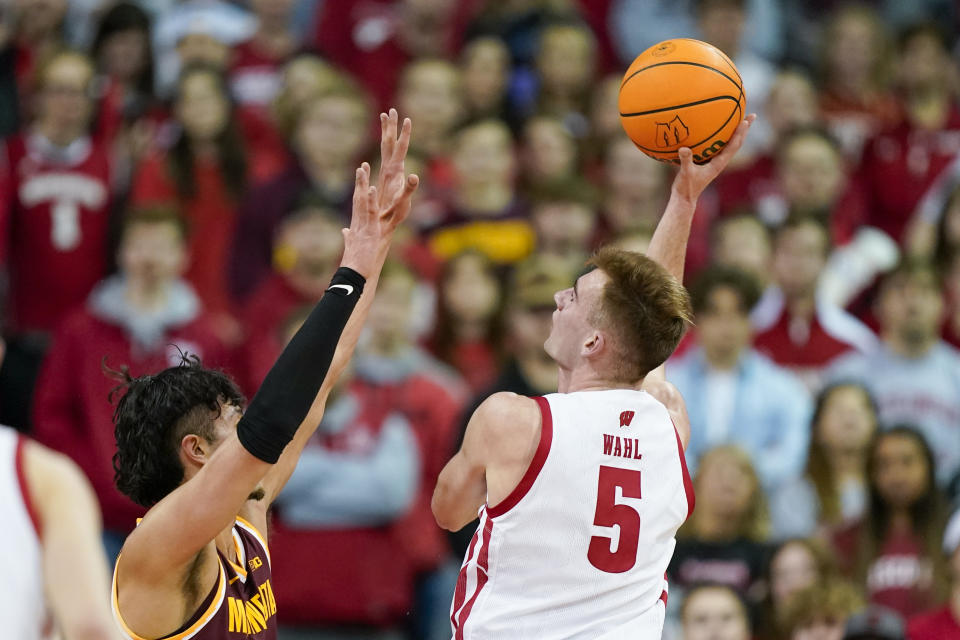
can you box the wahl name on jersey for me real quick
[602,410,643,460]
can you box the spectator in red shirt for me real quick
[131,64,251,344]
[832,426,950,619]
[313,0,476,110]
[31,207,230,559]
[818,4,901,163]
[229,80,373,300]
[229,0,298,111]
[711,69,819,220]
[430,250,505,395]
[855,23,960,246]
[240,200,343,394]
[270,260,465,634]
[753,214,877,387]
[0,50,114,432]
[907,508,960,639]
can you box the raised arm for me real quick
[260,109,418,504]
[642,115,755,446]
[23,440,121,640]
[115,112,418,637]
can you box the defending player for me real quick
[110,110,418,640]
[433,115,756,639]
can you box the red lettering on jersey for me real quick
[613,438,622,457]
[603,434,614,455]
[624,438,632,458]
[619,411,635,427]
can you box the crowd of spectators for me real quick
[2,0,960,638]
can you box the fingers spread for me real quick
[394,117,413,163]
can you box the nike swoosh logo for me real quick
[328,284,355,295]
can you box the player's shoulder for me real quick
[474,392,541,427]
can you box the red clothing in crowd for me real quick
[229,38,291,110]
[239,274,315,395]
[312,0,478,109]
[270,355,464,626]
[820,89,902,161]
[131,152,240,317]
[855,105,960,245]
[907,606,960,639]
[31,304,230,533]
[710,152,865,245]
[434,338,499,395]
[0,133,113,333]
[752,289,876,383]
[833,521,941,619]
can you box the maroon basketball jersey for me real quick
[113,517,277,639]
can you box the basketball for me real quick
[619,38,746,165]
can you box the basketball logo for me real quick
[655,115,689,147]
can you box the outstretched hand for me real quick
[670,113,756,204]
[341,109,419,277]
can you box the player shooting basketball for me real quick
[109,110,418,640]
[433,115,756,639]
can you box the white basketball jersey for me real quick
[0,427,52,639]
[451,390,694,640]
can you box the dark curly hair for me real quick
[110,355,246,507]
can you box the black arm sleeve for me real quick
[237,267,366,463]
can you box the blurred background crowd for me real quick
[3,0,960,638]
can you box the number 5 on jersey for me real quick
[588,466,642,573]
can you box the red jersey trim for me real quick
[672,422,695,521]
[486,395,554,518]
[14,436,42,539]
[454,515,493,638]
[450,529,480,631]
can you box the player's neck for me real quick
[517,353,558,394]
[557,365,636,394]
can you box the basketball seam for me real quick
[620,60,742,96]
[619,95,739,118]
[673,38,744,87]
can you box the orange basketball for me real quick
[619,38,745,164]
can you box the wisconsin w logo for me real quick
[655,115,689,147]
[619,411,635,428]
